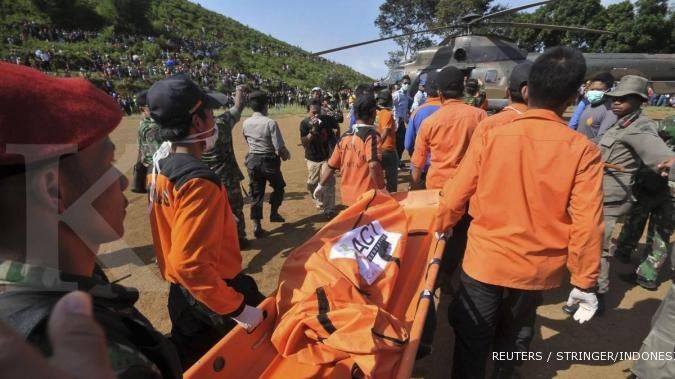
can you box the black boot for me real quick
[253,220,266,238]
[270,206,285,223]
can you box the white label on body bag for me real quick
[329,220,402,285]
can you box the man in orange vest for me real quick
[375,88,398,192]
[411,66,487,278]
[410,66,487,190]
[435,47,603,378]
[470,61,531,144]
[146,75,265,368]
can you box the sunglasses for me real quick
[610,96,632,103]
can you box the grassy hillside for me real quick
[0,0,371,99]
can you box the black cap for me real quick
[436,66,464,92]
[424,70,440,94]
[248,90,267,100]
[354,94,377,119]
[465,78,479,92]
[135,89,148,107]
[148,74,222,128]
[508,61,533,91]
[375,89,392,107]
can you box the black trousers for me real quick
[396,118,406,159]
[442,212,472,277]
[245,153,286,220]
[168,273,265,370]
[449,270,542,379]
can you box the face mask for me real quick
[401,84,410,91]
[585,90,605,105]
[148,126,218,205]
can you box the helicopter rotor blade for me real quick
[486,21,614,35]
[312,25,463,56]
[468,0,553,25]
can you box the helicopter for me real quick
[313,0,675,109]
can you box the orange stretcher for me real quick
[184,190,445,379]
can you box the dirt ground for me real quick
[101,111,673,378]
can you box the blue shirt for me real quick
[405,99,441,172]
[568,98,588,130]
[393,89,410,122]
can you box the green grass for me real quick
[0,0,373,96]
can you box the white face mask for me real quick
[401,84,410,91]
[148,126,218,205]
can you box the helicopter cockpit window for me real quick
[485,70,498,84]
[453,48,466,62]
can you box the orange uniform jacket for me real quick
[436,109,603,290]
[376,108,396,151]
[149,153,244,316]
[327,127,385,206]
[411,99,487,189]
[471,102,528,145]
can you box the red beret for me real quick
[0,63,122,166]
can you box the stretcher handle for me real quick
[246,310,268,335]
[395,237,446,379]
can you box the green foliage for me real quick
[0,0,371,97]
[377,0,674,63]
[375,0,439,63]
[322,71,347,93]
[508,0,673,53]
[30,0,105,29]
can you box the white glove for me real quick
[566,288,598,324]
[313,183,325,200]
[231,305,264,332]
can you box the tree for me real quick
[322,71,347,94]
[95,0,152,34]
[509,0,605,51]
[592,1,636,52]
[632,0,673,53]
[375,0,439,66]
[434,0,492,27]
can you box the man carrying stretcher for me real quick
[435,47,604,378]
[146,75,265,369]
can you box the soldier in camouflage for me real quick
[131,90,161,193]
[615,115,675,290]
[0,63,181,378]
[0,261,181,378]
[463,78,488,110]
[201,86,248,247]
[595,75,673,303]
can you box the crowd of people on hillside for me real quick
[3,25,675,379]
[2,20,325,112]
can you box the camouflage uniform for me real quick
[599,110,673,293]
[615,115,675,286]
[463,90,487,109]
[0,260,182,379]
[201,107,246,239]
[131,116,161,193]
[138,116,161,167]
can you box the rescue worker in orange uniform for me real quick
[435,47,603,379]
[410,66,487,190]
[470,61,531,145]
[375,88,398,192]
[146,74,265,369]
[411,66,487,279]
[313,95,385,206]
